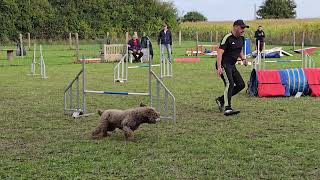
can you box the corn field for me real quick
[175,19,320,46]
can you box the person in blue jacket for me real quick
[157,22,172,63]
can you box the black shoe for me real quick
[215,98,224,112]
[224,106,240,116]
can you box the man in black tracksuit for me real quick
[254,26,265,52]
[215,20,249,116]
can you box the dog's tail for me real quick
[97,109,104,116]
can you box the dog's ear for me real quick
[140,102,146,107]
[97,109,104,116]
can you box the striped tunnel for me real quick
[278,68,309,96]
[248,68,320,97]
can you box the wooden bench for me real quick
[102,44,127,62]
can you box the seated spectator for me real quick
[128,34,143,63]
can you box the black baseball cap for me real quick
[233,20,249,28]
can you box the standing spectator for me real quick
[140,32,154,60]
[158,22,172,63]
[128,34,143,62]
[254,26,265,52]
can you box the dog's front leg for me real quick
[92,121,110,139]
[123,126,134,141]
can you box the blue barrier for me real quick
[244,38,251,55]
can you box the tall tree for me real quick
[257,0,297,19]
[182,11,207,22]
[0,0,19,41]
[0,0,179,41]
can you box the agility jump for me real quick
[27,44,48,79]
[159,40,173,79]
[64,41,176,122]
[113,46,160,83]
[248,33,318,98]
[253,34,315,71]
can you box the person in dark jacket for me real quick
[140,33,154,59]
[157,22,172,62]
[254,26,265,52]
[128,34,143,62]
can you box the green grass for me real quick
[1,41,320,179]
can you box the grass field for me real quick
[1,40,320,179]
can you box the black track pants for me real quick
[219,64,245,107]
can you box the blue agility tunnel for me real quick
[247,68,320,97]
[278,68,309,96]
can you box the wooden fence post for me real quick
[75,33,79,61]
[28,33,31,50]
[69,33,72,49]
[179,30,182,46]
[19,34,24,57]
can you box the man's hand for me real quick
[217,48,224,76]
[217,67,223,77]
[243,59,248,66]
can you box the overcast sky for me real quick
[164,0,319,21]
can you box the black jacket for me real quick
[254,30,265,42]
[140,36,154,58]
[157,30,172,45]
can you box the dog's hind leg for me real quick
[123,126,134,141]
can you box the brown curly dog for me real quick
[92,105,160,140]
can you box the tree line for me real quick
[0,0,178,42]
[0,0,299,43]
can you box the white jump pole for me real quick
[121,47,124,79]
[257,40,260,70]
[263,42,266,69]
[40,45,47,79]
[160,40,163,77]
[302,31,305,68]
[293,31,296,51]
[31,44,36,75]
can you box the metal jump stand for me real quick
[64,41,176,123]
